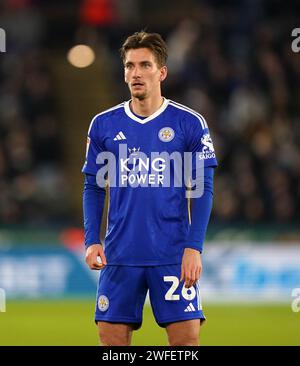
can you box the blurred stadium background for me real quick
[0,0,300,345]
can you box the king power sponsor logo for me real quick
[95,144,206,198]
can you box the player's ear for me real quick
[123,62,129,84]
[159,65,167,82]
[124,72,129,84]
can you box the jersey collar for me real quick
[124,98,169,124]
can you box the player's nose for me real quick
[132,66,142,78]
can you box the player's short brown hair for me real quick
[120,31,168,67]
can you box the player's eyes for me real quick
[125,63,151,69]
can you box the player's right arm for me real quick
[83,173,107,270]
[85,243,107,270]
[82,115,107,270]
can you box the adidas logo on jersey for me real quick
[184,303,196,312]
[114,131,126,141]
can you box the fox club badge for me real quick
[98,295,109,312]
[158,127,175,142]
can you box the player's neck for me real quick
[130,95,164,117]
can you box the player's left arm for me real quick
[180,249,202,289]
[180,166,214,288]
[181,112,217,288]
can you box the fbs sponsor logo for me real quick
[98,295,109,312]
[198,133,215,160]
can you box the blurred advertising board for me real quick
[201,243,300,302]
[0,246,96,299]
[0,243,299,301]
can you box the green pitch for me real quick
[0,300,299,345]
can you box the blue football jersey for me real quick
[82,98,217,265]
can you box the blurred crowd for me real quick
[161,2,300,223]
[161,4,300,223]
[0,0,299,225]
[0,1,68,225]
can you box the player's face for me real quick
[124,48,167,100]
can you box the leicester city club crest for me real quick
[98,295,109,312]
[158,127,175,142]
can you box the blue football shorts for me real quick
[94,264,205,329]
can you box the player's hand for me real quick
[180,248,202,288]
[85,244,107,270]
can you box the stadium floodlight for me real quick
[67,44,95,68]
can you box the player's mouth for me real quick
[131,82,144,88]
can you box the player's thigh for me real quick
[95,265,148,328]
[97,321,134,346]
[166,319,201,346]
[146,264,205,326]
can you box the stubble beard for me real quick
[130,87,147,101]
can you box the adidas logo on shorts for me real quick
[184,302,196,312]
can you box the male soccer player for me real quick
[82,31,217,346]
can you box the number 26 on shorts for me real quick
[164,276,196,301]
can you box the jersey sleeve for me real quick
[82,115,104,176]
[185,113,218,170]
[183,112,217,253]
